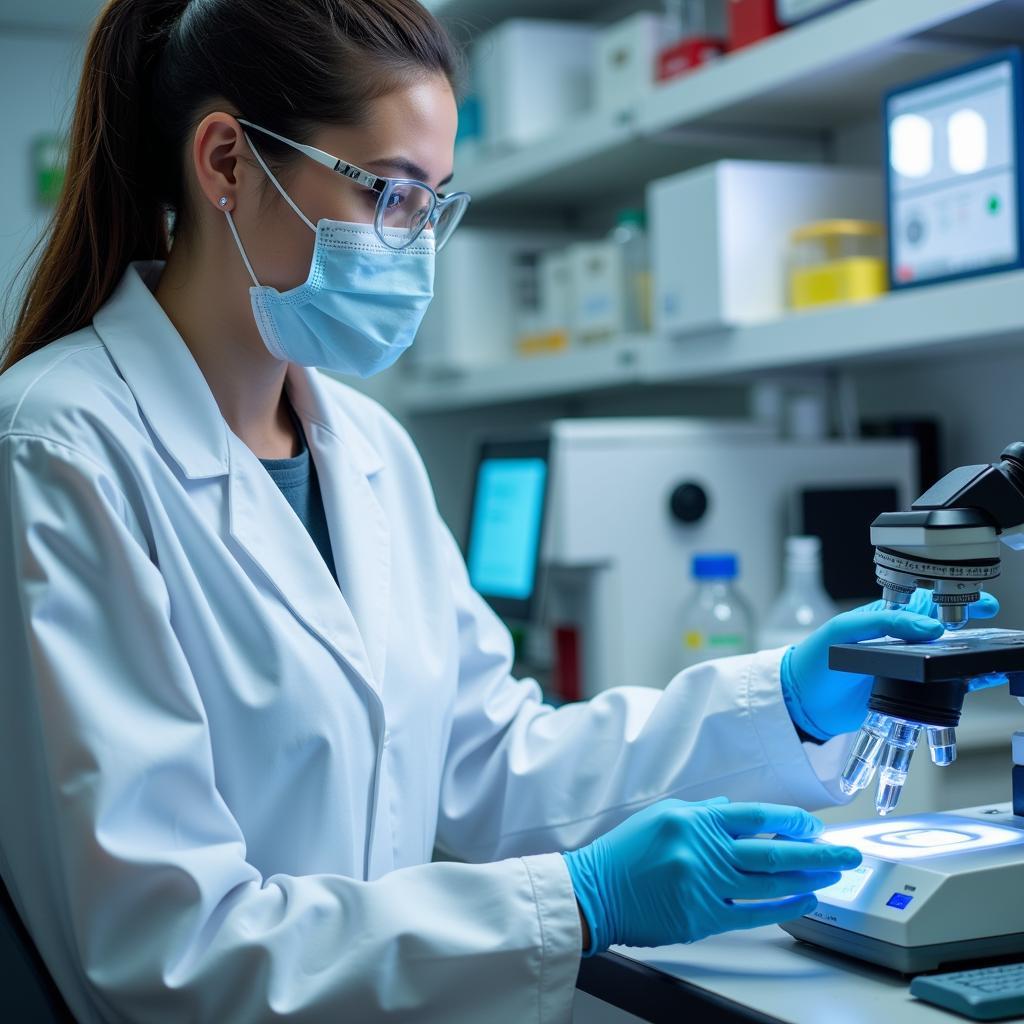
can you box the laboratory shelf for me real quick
[424,0,636,31]
[445,0,1006,209]
[637,0,990,135]
[401,336,647,413]
[641,268,1024,384]
[401,270,1024,413]
[452,109,824,208]
[451,111,648,208]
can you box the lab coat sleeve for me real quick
[434,519,854,864]
[0,434,582,1024]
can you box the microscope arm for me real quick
[908,442,1024,544]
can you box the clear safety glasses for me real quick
[237,119,471,253]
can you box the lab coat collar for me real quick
[93,261,230,480]
[93,261,385,483]
[285,366,384,479]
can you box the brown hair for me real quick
[2,0,460,374]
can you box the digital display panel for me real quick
[817,864,875,903]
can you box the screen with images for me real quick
[888,54,1021,286]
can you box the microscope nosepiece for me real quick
[873,543,997,622]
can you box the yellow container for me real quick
[516,329,571,358]
[788,220,887,311]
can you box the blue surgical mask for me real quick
[223,145,435,378]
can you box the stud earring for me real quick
[218,196,229,208]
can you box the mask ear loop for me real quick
[243,132,317,232]
[223,130,320,289]
[223,207,261,288]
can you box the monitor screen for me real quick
[466,439,550,621]
[887,50,1022,287]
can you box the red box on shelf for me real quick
[727,0,782,51]
[656,36,726,82]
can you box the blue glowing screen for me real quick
[468,458,547,601]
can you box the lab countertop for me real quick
[576,926,1018,1024]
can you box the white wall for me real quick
[0,28,84,334]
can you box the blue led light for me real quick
[887,893,914,910]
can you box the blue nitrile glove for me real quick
[563,799,862,956]
[781,589,1002,742]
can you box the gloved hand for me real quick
[563,798,861,956]
[781,589,1001,742]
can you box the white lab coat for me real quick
[0,262,851,1023]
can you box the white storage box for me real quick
[648,161,882,336]
[567,240,626,342]
[410,229,570,375]
[595,12,677,115]
[473,19,597,153]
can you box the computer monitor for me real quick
[465,438,550,622]
[885,48,1024,289]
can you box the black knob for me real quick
[669,482,709,524]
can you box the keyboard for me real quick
[911,963,1024,1021]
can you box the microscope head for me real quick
[870,443,1024,629]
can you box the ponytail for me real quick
[3,0,188,374]
[2,0,460,375]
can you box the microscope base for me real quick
[779,803,1024,974]
[783,916,1024,975]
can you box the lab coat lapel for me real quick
[288,368,393,691]
[226,430,383,697]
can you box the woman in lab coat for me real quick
[0,1,994,1021]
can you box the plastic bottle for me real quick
[609,208,652,333]
[758,536,838,650]
[679,553,755,670]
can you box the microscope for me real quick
[782,444,1024,973]
[834,442,1024,818]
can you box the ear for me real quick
[192,112,248,214]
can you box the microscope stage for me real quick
[829,629,1024,682]
[780,804,1024,973]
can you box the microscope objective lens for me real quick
[936,603,970,629]
[839,712,893,795]
[927,726,957,766]
[874,720,921,817]
[876,769,906,816]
